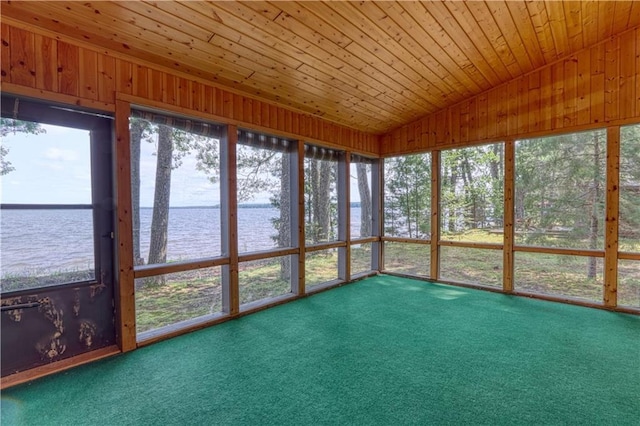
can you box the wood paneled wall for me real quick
[3,22,639,159]
[382,27,640,155]
[0,23,379,156]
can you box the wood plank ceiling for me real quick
[2,1,639,134]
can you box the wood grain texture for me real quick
[225,125,239,316]
[382,28,640,155]
[503,140,515,292]
[114,99,137,352]
[430,151,440,280]
[1,1,638,134]
[0,22,379,156]
[604,126,620,307]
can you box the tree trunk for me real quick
[278,154,291,281]
[448,169,457,232]
[147,125,173,285]
[356,162,372,237]
[130,119,146,266]
[309,159,320,242]
[317,160,332,241]
[587,135,602,279]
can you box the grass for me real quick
[382,230,640,307]
[135,268,222,333]
[440,246,503,287]
[239,257,290,304]
[383,242,431,276]
[515,252,604,302]
[0,269,95,292]
[5,230,639,334]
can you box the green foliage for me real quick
[0,118,46,175]
[0,118,46,137]
[440,144,503,235]
[384,153,431,238]
[304,157,338,243]
[620,125,640,242]
[515,130,606,248]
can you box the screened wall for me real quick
[128,108,383,339]
[379,125,639,310]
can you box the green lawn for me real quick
[10,231,633,334]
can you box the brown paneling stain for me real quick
[1,283,115,377]
[382,28,640,155]
[0,23,379,156]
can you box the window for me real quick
[440,144,504,242]
[514,130,606,301]
[515,131,606,250]
[350,155,374,240]
[304,145,341,245]
[619,124,640,308]
[236,130,297,307]
[384,154,431,239]
[382,153,431,278]
[438,144,504,288]
[237,131,294,253]
[350,154,378,275]
[1,97,112,293]
[619,125,640,253]
[130,108,226,334]
[304,144,345,289]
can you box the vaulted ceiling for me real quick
[2,1,639,133]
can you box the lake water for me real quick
[1,207,364,277]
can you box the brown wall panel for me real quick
[0,23,379,156]
[2,22,637,159]
[382,28,640,155]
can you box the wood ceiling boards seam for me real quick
[425,1,504,87]
[129,1,392,129]
[296,1,444,110]
[339,1,470,100]
[485,0,535,72]
[462,1,524,77]
[199,0,424,129]
[402,3,490,92]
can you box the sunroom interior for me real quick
[1,1,639,423]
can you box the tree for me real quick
[305,157,336,243]
[147,125,173,267]
[355,162,372,237]
[129,119,149,266]
[0,118,46,175]
[0,145,14,176]
[131,117,208,287]
[384,154,431,238]
[515,131,607,278]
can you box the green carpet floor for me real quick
[2,275,639,425]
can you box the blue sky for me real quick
[1,123,366,206]
[1,124,92,204]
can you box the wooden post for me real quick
[221,124,239,315]
[114,99,136,352]
[430,151,440,279]
[372,158,382,271]
[604,126,620,307]
[503,140,515,292]
[296,140,306,295]
[338,152,350,281]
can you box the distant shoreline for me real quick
[140,203,363,209]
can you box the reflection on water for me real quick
[1,207,364,278]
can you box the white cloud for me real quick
[46,163,65,171]
[44,148,78,162]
